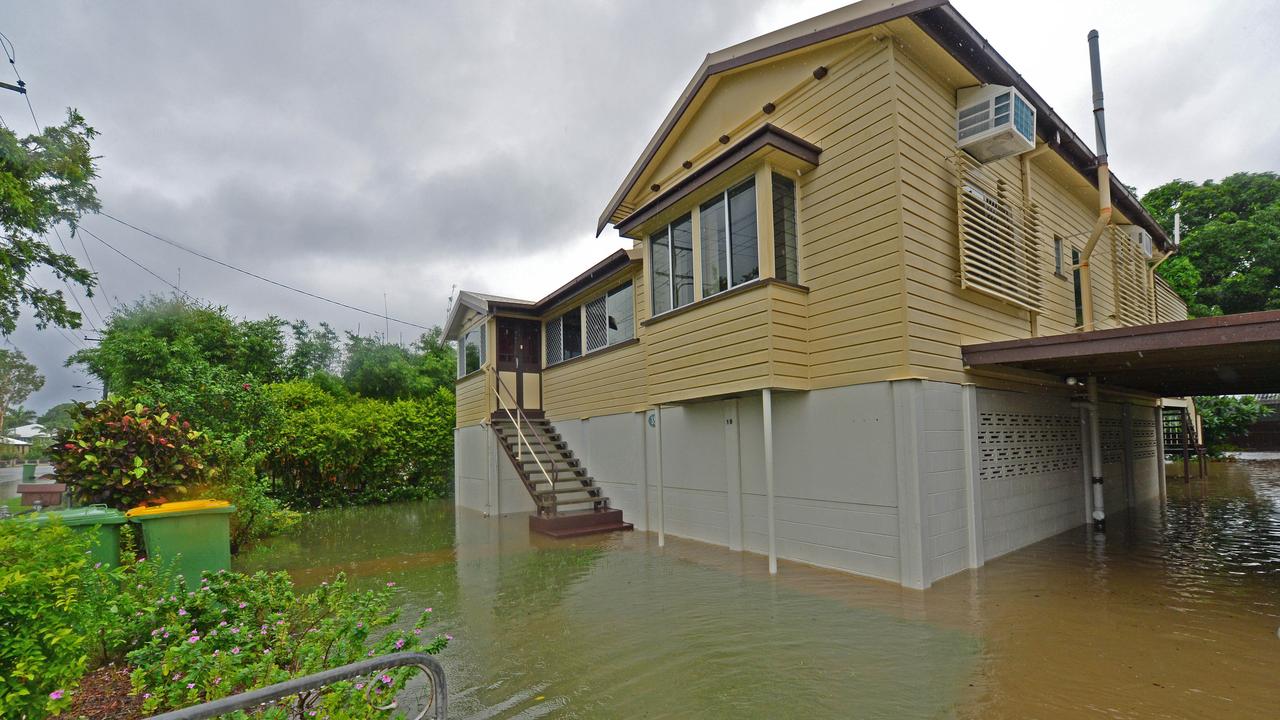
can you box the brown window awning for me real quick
[962,310,1280,396]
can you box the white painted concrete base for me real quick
[454,379,1162,589]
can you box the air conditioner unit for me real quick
[956,84,1036,163]
[1121,225,1154,258]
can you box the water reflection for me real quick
[239,459,1280,719]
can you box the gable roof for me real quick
[443,250,637,341]
[597,0,1171,251]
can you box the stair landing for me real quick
[529,508,634,538]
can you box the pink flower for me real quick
[178,608,188,616]
[213,650,220,656]
[231,647,241,655]
[188,636,199,644]
[356,622,363,629]
[219,621,227,627]
[386,581,395,587]
[395,638,405,649]
[380,674,393,685]
[214,677,222,685]
[49,690,64,701]
[413,628,422,635]
[143,693,151,699]
[243,383,252,390]
[263,648,271,655]
[355,682,365,690]
[238,602,247,609]
[187,683,195,689]
[446,634,454,641]
[426,607,433,613]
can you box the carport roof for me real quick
[962,311,1280,396]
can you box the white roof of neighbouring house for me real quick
[0,436,31,446]
[9,424,49,440]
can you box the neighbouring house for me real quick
[8,424,50,442]
[446,0,1280,588]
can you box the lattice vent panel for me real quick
[977,411,1081,481]
[1101,417,1124,464]
[584,296,607,352]
[1132,418,1157,460]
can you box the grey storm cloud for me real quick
[3,0,1278,410]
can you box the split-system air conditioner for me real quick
[956,84,1035,163]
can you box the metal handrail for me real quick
[144,652,446,720]
[493,371,560,514]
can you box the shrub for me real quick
[201,440,301,554]
[0,521,93,718]
[50,397,211,509]
[128,571,447,717]
[263,383,454,507]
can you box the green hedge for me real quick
[261,382,455,507]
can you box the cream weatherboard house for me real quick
[445,0,1191,589]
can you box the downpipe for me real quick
[1078,29,1112,332]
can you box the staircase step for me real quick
[534,485,604,497]
[531,476,595,488]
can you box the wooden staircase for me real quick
[491,415,633,538]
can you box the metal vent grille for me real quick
[1110,226,1151,326]
[953,154,1043,313]
[584,296,607,352]
[1101,417,1123,465]
[545,317,562,365]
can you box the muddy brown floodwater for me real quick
[239,458,1280,719]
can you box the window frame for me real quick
[700,177,760,299]
[457,321,487,378]
[543,280,636,367]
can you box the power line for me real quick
[49,228,101,332]
[99,212,433,331]
[78,226,196,303]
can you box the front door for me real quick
[496,318,542,412]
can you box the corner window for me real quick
[650,214,693,315]
[545,281,634,366]
[458,322,486,377]
[772,173,798,284]
[606,282,635,345]
[700,179,759,297]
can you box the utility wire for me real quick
[49,227,101,332]
[0,30,40,134]
[79,226,196,303]
[99,212,433,331]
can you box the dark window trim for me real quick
[616,124,820,237]
[641,277,808,327]
[542,337,641,372]
[545,279,636,368]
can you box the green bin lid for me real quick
[17,504,127,527]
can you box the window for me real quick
[458,322,486,377]
[585,296,607,352]
[544,281,635,366]
[700,179,759,297]
[1071,247,1084,328]
[650,214,693,314]
[606,282,635,345]
[1053,235,1064,277]
[772,173,798,284]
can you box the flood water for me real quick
[238,458,1280,719]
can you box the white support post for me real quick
[763,388,778,575]
[638,411,650,532]
[724,400,744,552]
[1079,408,1093,524]
[655,406,665,548]
[1087,378,1106,529]
[961,384,984,569]
[1155,405,1167,508]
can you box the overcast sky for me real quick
[4,0,1278,412]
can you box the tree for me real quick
[1142,172,1280,316]
[284,320,341,379]
[69,295,287,393]
[1194,395,1272,455]
[3,405,36,430]
[38,401,77,432]
[0,110,100,333]
[341,329,455,400]
[0,348,44,437]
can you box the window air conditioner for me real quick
[956,84,1036,163]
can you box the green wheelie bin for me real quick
[19,504,128,568]
[126,500,236,589]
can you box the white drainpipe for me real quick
[655,405,665,547]
[1087,377,1106,528]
